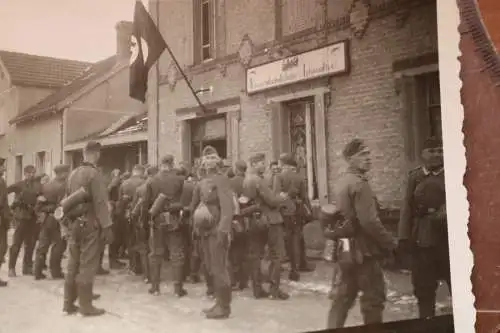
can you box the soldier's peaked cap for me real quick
[54,164,70,174]
[84,140,102,152]
[423,136,442,150]
[342,138,367,159]
[160,154,174,165]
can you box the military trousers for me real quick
[66,218,101,285]
[35,215,66,276]
[110,213,127,260]
[327,257,386,329]
[201,230,231,309]
[0,220,8,267]
[126,218,141,274]
[283,216,302,274]
[9,217,39,271]
[411,244,451,318]
[149,225,186,287]
[247,223,285,293]
[135,222,150,280]
[229,230,249,288]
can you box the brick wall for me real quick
[152,1,438,209]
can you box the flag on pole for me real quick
[129,0,167,103]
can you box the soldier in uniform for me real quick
[7,165,43,277]
[142,155,187,297]
[178,166,199,283]
[0,158,10,286]
[190,146,235,319]
[107,169,127,269]
[118,164,145,275]
[243,153,289,300]
[398,137,449,318]
[327,139,397,328]
[133,165,158,283]
[63,141,114,316]
[33,164,70,280]
[228,160,250,290]
[276,154,311,281]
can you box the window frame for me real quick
[194,0,216,64]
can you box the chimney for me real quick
[115,21,133,61]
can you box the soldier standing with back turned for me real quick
[398,137,450,318]
[142,154,187,297]
[327,139,397,328]
[34,164,70,280]
[62,141,114,316]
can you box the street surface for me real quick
[0,240,452,333]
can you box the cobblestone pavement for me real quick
[0,244,452,333]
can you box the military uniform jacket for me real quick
[0,177,11,225]
[180,179,196,208]
[67,162,112,229]
[8,178,43,221]
[243,172,284,225]
[118,176,144,213]
[229,175,245,198]
[276,169,308,216]
[334,168,396,257]
[398,166,447,248]
[142,170,184,222]
[190,173,235,234]
[40,179,67,213]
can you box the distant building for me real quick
[0,21,147,183]
[147,0,441,209]
[0,50,89,183]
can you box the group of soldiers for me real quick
[0,140,316,320]
[0,135,450,326]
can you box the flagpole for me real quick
[162,43,207,113]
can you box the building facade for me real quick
[148,0,441,209]
[0,51,90,183]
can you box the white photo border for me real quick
[437,1,474,332]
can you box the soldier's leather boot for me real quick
[78,283,105,317]
[96,267,110,275]
[34,262,47,280]
[63,281,79,315]
[174,283,187,297]
[148,263,161,296]
[288,271,300,282]
[140,254,150,283]
[51,271,65,280]
[8,268,16,277]
[109,259,126,270]
[205,287,231,320]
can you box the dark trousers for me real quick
[327,258,386,329]
[0,222,7,267]
[35,216,66,276]
[247,223,285,293]
[181,222,194,279]
[411,245,451,318]
[284,216,302,273]
[136,222,150,280]
[127,218,141,274]
[65,219,101,285]
[149,226,186,289]
[195,235,212,292]
[229,231,249,288]
[9,218,39,270]
[201,231,231,309]
[110,214,127,260]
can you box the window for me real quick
[423,72,442,140]
[36,151,46,174]
[15,155,22,182]
[194,0,215,63]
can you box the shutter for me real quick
[193,0,202,64]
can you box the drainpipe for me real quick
[155,0,161,165]
[59,110,64,164]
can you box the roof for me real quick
[0,50,91,88]
[10,55,119,124]
[68,111,148,144]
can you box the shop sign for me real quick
[246,41,349,94]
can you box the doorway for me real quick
[283,98,319,201]
[190,114,227,167]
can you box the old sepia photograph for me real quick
[0,0,461,332]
